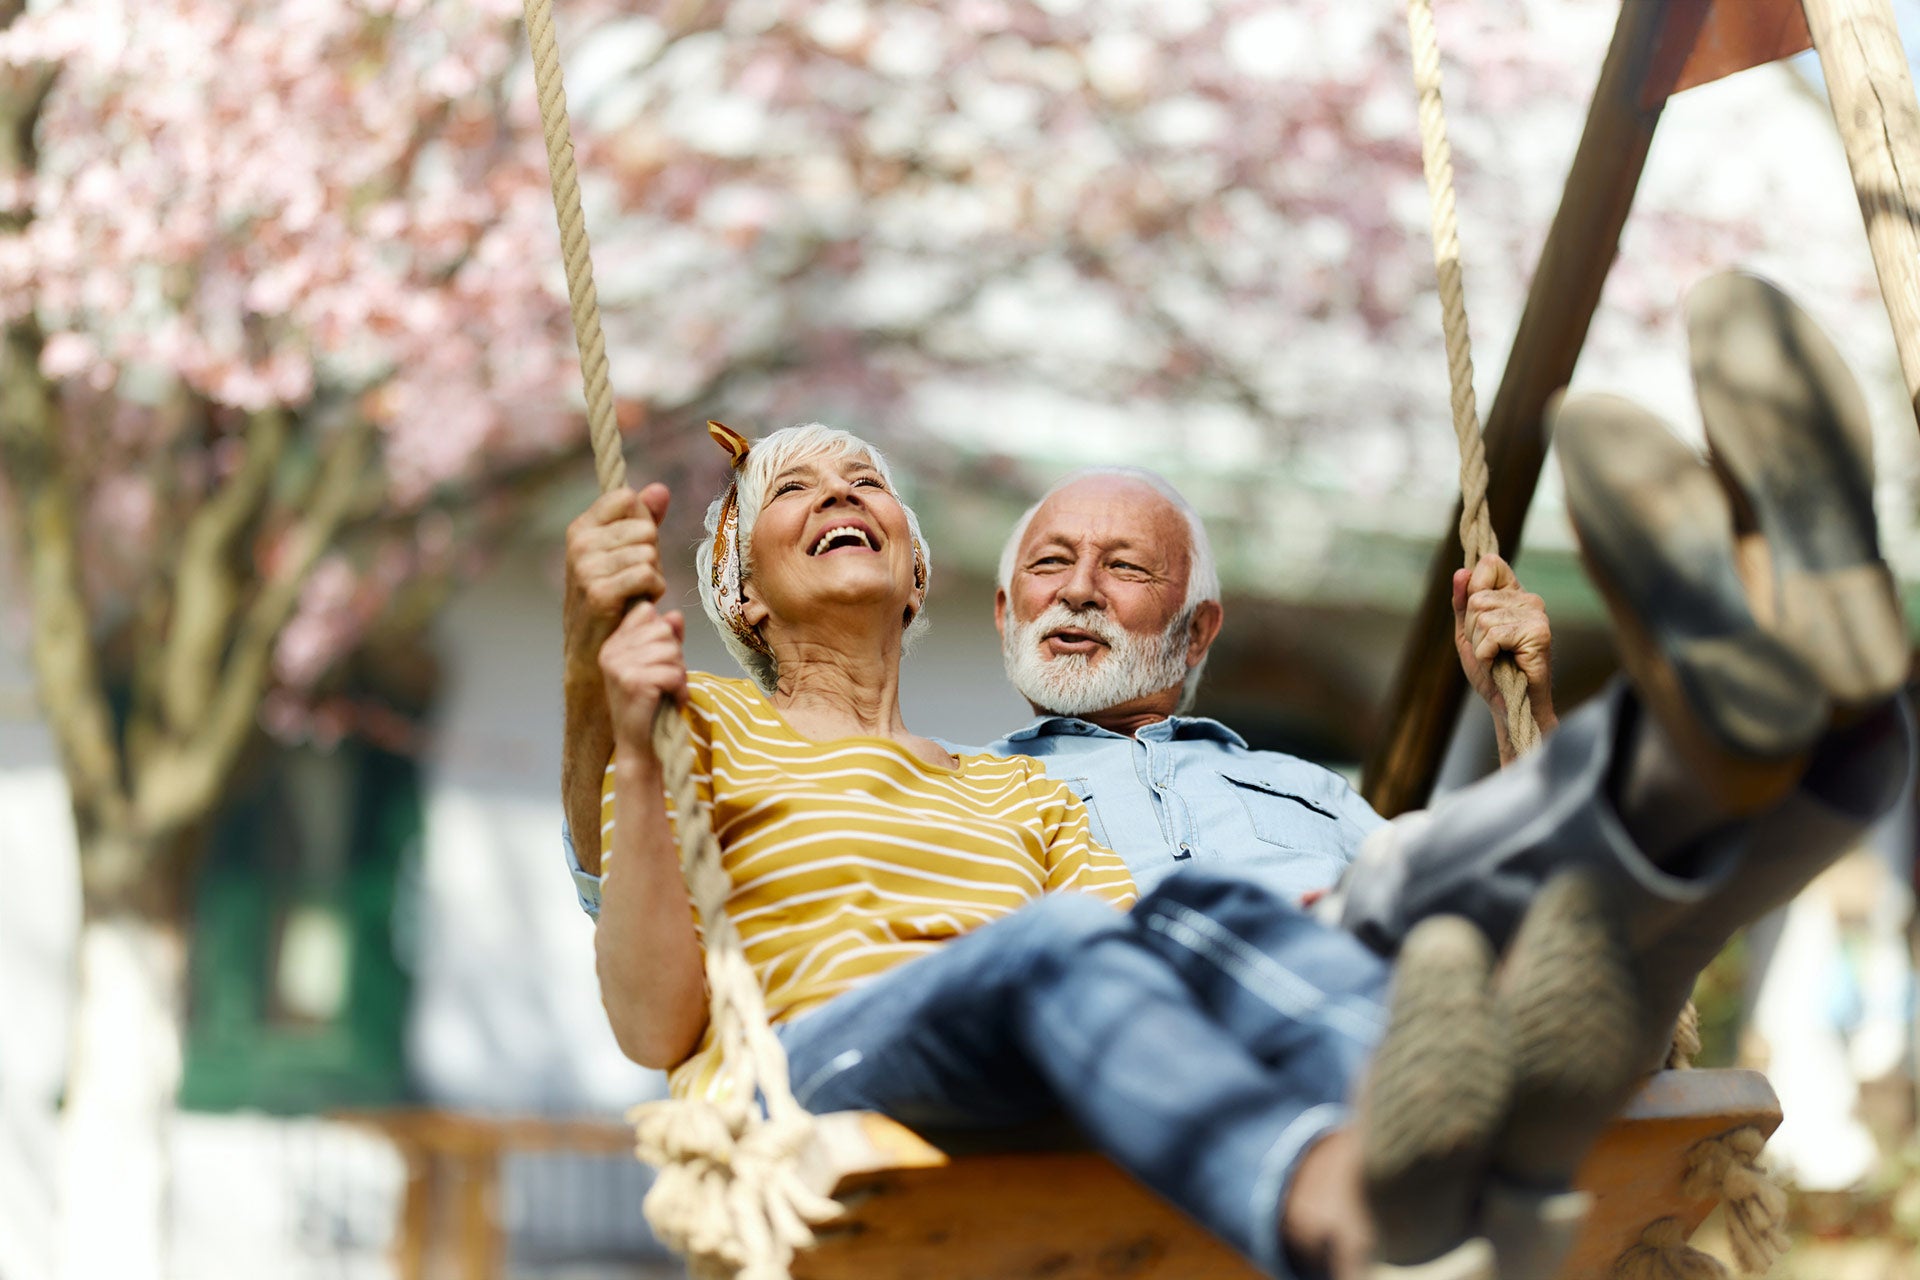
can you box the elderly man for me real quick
[980,465,1551,896]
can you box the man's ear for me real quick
[993,588,1009,641]
[1186,599,1224,668]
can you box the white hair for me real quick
[996,466,1220,713]
[694,423,931,692]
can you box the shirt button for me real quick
[1175,842,1192,860]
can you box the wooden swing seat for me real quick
[790,1068,1781,1280]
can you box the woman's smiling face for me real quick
[741,446,921,637]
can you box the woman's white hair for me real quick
[996,466,1221,712]
[695,423,932,691]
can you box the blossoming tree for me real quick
[0,1,583,1275]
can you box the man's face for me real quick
[994,476,1203,717]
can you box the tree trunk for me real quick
[57,873,186,1280]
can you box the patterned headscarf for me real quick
[704,421,775,661]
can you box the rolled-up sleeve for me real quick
[561,821,604,920]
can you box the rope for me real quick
[522,2,840,1274]
[1681,1128,1790,1276]
[1403,0,1539,758]
[1665,998,1702,1070]
[1612,1219,1729,1280]
[1404,5,1781,1276]
[1609,1129,1789,1280]
[524,0,624,495]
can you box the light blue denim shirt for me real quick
[971,714,1385,896]
[563,712,1385,916]
[561,821,604,918]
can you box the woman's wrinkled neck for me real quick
[767,622,909,738]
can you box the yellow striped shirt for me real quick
[601,672,1137,1099]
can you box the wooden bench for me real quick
[334,1109,636,1280]
[791,1069,1783,1280]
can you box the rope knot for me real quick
[631,1097,747,1167]
[738,1110,821,1166]
[1681,1127,1789,1276]
[629,1094,841,1279]
[1610,1218,1730,1280]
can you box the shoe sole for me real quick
[1372,1237,1496,1280]
[1554,393,1825,809]
[1491,873,1645,1198]
[1361,916,1511,1269]
[1688,272,1908,710]
[1478,1185,1590,1280]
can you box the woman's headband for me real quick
[706,421,775,661]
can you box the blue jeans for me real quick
[776,866,1390,1278]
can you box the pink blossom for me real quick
[273,556,366,689]
[0,0,1835,712]
[40,331,99,379]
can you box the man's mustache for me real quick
[1024,605,1122,649]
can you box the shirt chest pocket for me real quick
[1220,773,1341,850]
[1061,776,1115,851]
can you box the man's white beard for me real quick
[1002,603,1192,718]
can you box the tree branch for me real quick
[0,32,127,836]
[132,416,374,840]
[0,320,130,833]
[152,406,288,736]
[0,6,54,232]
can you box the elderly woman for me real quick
[589,421,1645,1280]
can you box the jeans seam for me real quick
[793,1049,865,1110]
[1143,904,1385,1045]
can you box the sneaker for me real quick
[1687,271,1908,712]
[1360,915,1509,1278]
[1553,392,1828,811]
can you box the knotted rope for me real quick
[1665,997,1702,1070]
[523,2,840,1275]
[1613,1219,1729,1280]
[1404,0,1538,758]
[1404,4,1783,1276]
[1683,1128,1791,1276]
[1609,1130,1790,1280]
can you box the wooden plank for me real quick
[1657,0,1813,102]
[333,1108,635,1155]
[456,1150,502,1280]
[1561,1069,1782,1279]
[395,1148,432,1280]
[798,1149,1260,1279]
[1363,0,1709,817]
[799,1070,1780,1280]
[331,1109,636,1280]
[1803,0,1920,429]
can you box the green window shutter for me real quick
[180,740,420,1114]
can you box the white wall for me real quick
[0,622,79,1280]
[411,551,659,1112]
